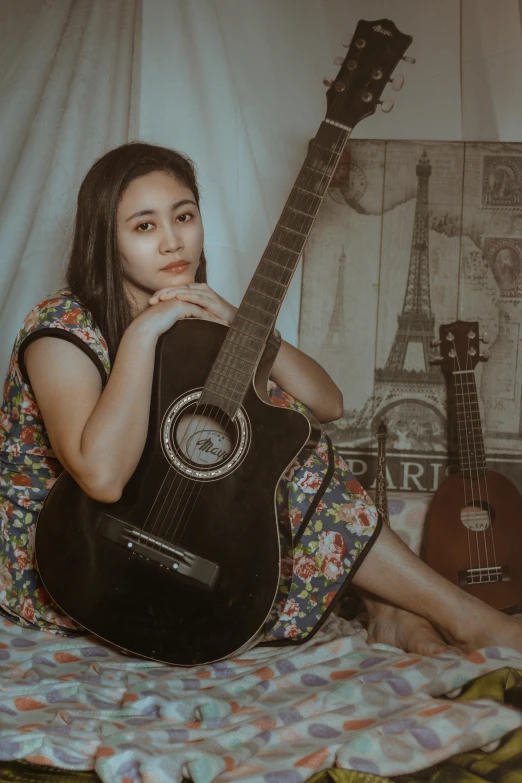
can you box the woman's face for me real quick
[116,170,204,312]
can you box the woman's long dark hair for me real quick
[65,142,208,363]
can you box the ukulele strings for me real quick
[139,49,368,552]
[454,331,497,582]
[463,331,498,577]
[453,346,474,572]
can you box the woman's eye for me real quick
[136,222,153,232]
[177,212,193,223]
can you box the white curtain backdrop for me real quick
[0,0,140,376]
[2,0,522,377]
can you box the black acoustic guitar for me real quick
[36,20,413,665]
[425,321,522,612]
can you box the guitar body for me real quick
[35,320,316,666]
[425,470,522,612]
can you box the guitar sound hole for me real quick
[175,405,234,467]
[161,392,250,480]
[460,500,494,532]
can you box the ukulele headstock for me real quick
[325,19,413,129]
[435,321,482,377]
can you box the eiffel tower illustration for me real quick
[319,247,347,389]
[347,150,446,447]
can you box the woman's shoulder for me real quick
[20,288,95,334]
[17,288,111,383]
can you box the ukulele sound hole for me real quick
[161,390,250,480]
[460,500,494,532]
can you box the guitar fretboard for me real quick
[453,370,487,478]
[199,121,349,416]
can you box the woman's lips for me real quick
[161,261,190,273]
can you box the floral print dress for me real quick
[0,290,380,639]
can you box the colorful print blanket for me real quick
[0,614,520,783]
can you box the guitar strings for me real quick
[158,81,358,550]
[156,118,352,551]
[134,48,376,555]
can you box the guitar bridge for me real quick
[97,513,220,589]
[458,565,511,585]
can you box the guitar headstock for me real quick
[325,19,413,129]
[436,321,482,377]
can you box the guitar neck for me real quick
[200,121,349,415]
[453,370,487,478]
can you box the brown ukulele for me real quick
[425,321,522,612]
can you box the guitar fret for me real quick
[270,240,300,256]
[242,298,277,321]
[250,277,285,301]
[201,384,242,405]
[210,367,251,389]
[278,222,307,239]
[256,264,292,287]
[313,142,342,157]
[214,353,255,375]
[220,344,258,363]
[281,206,315,235]
[292,187,323,211]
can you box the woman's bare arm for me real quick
[25,298,226,503]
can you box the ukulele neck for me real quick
[453,369,487,478]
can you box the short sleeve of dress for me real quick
[17,289,110,387]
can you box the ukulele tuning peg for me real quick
[480,350,491,361]
[430,355,443,364]
[334,56,345,66]
[341,35,353,48]
[480,333,490,344]
[378,98,394,113]
[389,74,404,91]
[430,338,441,347]
[402,55,416,64]
[322,78,333,87]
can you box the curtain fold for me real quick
[0,0,141,377]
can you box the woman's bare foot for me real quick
[353,524,522,657]
[362,595,461,657]
[435,593,522,655]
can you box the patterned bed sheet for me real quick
[0,614,520,783]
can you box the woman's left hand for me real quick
[149,283,237,325]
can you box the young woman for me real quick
[0,142,521,658]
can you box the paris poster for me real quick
[299,140,522,501]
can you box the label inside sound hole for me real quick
[460,502,492,532]
[176,414,233,467]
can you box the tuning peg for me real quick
[430,338,441,347]
[402,55,416,64]
[377,98,394,113]
[430,355,443,364]
[341,36,353,48]
[334,56,344,66]
[389,74,404,91]
[480,333,490,344]
[480,350,491,361]
[322,78,333,87]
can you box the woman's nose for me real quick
[160,225,183,254]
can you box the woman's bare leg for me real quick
[352,524,522,654]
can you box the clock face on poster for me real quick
[329,162,367,206]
